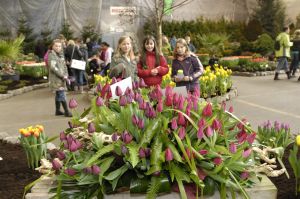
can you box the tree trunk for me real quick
[156,21,163,54]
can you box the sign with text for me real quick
[110,77,132,99]
[110,6,136,16]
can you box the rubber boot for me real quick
[274,72,279,80]
[55,101,64,116]
[286,71,291,79]
[61,101,72,117]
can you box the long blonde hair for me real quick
[114,36,134,59]
[173,38,191,59]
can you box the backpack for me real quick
[274,40,281,51]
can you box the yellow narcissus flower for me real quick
[35,125,44,132]
[169,82,176,87]
[19,128,31,137]
[296,135,300,146]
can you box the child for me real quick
[48,39,72,117]
[137,35,169,87]
[171,38,202,93]
[109,36,138,81]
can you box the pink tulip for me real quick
[228,106,234,113]
[139,78,147,88]
[172,93,179,107]
[237,118,247,130]
[121,131,133,144]
[88,122,96,133]
[199,149,208,155]
[91,165,101,175]
[139,148,146,158]
[194,87,200,98]
[157,100,163,113]
[119,95,127,106]
[240,171,249,180]
[137,118,144,129]
[60,131,66,141]
[202,103,212,117]
[213,157,223,166]
[165,85,173,97]
[64,168,76,176]
[178,95,185,110]
[178,127,186,140]
[165,148,173,161]
[132,115,138,126]
[197,168,207,180]
[177,113,186,126]
[237,130,248,144]
[96,96,104,106]
[197,127,204,140]
[171,118,178,130]
[165,94,173,107]
[69,98,78,109]
[126,94,133,103]
[56,151,66,160]
[229,142,237,153]
[52,158,62,170]
[69,140,78,152]
[198,118,206,128]
[115,86,123,96]
[242,148,252,158]
[212,119,221,131]
[206,126,213,137]
[247,132,256,144]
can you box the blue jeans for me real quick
[275,57,289,72]
[55,90,66,102]
[290,51,299,73]
[71,68,84,86]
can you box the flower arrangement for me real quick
[19,125,47,169]
[161,68,175,88]
[94,74,111,87]
[288,135,300,195]
[49,81,257,199]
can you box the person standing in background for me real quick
[185,35,196,53]
[289,30,300,79]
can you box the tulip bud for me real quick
[237,130,247,144]
[139,101,147,110]
[69,140,78,152]
[96,96,104,106]
[172,93,178,107]
[132,115,139,126]
[242,148,252,158]
[221,101,226,111]
[139,78,147,88]
[206,126,213,137]
[178,127,186,140]
[69,98,78,109]
[115,86,123,96]
[165,148,173,161]
[139,148,146,158]
[171,118,178,130]
[212,119,221,131]
[213,157,223,166]
[52,158,63,170]
[202,103,212,117]
[229,142,237,153]
[60,131,66,141]
[198,118,206,128]
[197,127,204,140]
[185,148,192,159]
[246,132,256,144]
[199,149,208,155]
[112,133,119,141]
[228,106,234,113]
[165,94,173,107]
[165,85,173,96]
[157,100,163,113]
[122,131,133,144]
[144,148,151,157]
[126,94,133,104]
[197,168,206,180]
[178,95,185,110]
[121,145,128,155]
[88,122,96,133]
[91,165,101,175]
[64,168,76,176]
[177,112,186,126]
[119,95,127,106]
[56,151,66,160]
[137,119,144,129]
[240,171,249,180]
[84,167,92,174]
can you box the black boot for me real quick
[286,71,291,79]
[274,72,279,80]
[61,101,72,117]
[55,101,64,116]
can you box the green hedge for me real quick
[15,64,48,78]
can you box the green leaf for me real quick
[139,119,161,147]
[169,162,191,182]
[105,165,128,181]
[130,177,150,193]
[127,142,139,168]
[146,176,161,199]
[177,179,188,199]
[99,156,115,185]
[87,144,114,166]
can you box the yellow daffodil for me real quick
[19,128,31,137]
[296,135,300,146]
[35,125,44,132]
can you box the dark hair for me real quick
[101,42,110,47]
[141,35,160,68]
[283,26,289,32]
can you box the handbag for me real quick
[70,59,86,70]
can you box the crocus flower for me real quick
[69,98,78,109]
[205,126,213,137]
[171,118,178,130]
[177,112,186,126]
[165,148,173,161]
[178,127,186,140]
[91,165,101,175]
[229,142,237,153]
[56,151,66,160]
[157,100,163,113]
[240,171,249,180]
[199,149,208,155]
[119,95,127,106]
[60,131,66,141]
[96,96,104,106]
[121,131,133,144]
[139,148,146,158]
[197,127,204,140]
[213,157,223,166]
[202,103,212,117]
[212,119,221,131]
[111,133,119,141]
[137,118,144,129]
[242,148,252,158]
[139,78,147,88]
[52,158,63,170]
[228,106,234,113]
[88,122,96,133]
[246,132,256,144]
[64,168,76,176]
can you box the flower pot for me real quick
[1,72,20,81]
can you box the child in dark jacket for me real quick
[171,38,202,93]
[137,35,169,87]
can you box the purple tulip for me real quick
[134,93,142,103]
[185,148,192,159]
[213,157,223,166]
[237,130,248,144]
[132,115,139,126]
[197,168,207,180]
[197,127,204,140]
[178,95,185,110]
[165,94,173,107]
[137,118,145,129]
[139,101,147,110]
[229,142,237,153]
[206,126,213,137]
[126,94,133,104]
[165,148,173,161]
[177,113,186,126]
[228,106,234,113]
[52,158,62,170]
[88,122,96,133]
[112,133,119,141]
[247,132,256,144]
[121,145,128,155]
[132,81,139,90]
[119,95,127,106]
[212,119,221,131]
[202,103,212,117]
[178,127,186,140]
[84,167,92,174]
[242,148,252,158]
[139,78,147,88]
[115,86,123,96]
[91,165,101,175]
[56,151,66,160]
[240,171,249,180]
[122,131,133,144]
[139,148,146,158]
[96,96,104,106]
[96,84,102,93]
[171,118,178,130]
[145,148,151,157]
[69,140,78,152]
[172,93,179,107]
[64,168,76,176]
[198,118,206,128]
[69,98,78,109]
[111,77,117,84]
[199,149,208,155]
[165,85,173,96]
[60,131,66,141]
[221,101,226,111]
[157,100,163,113]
